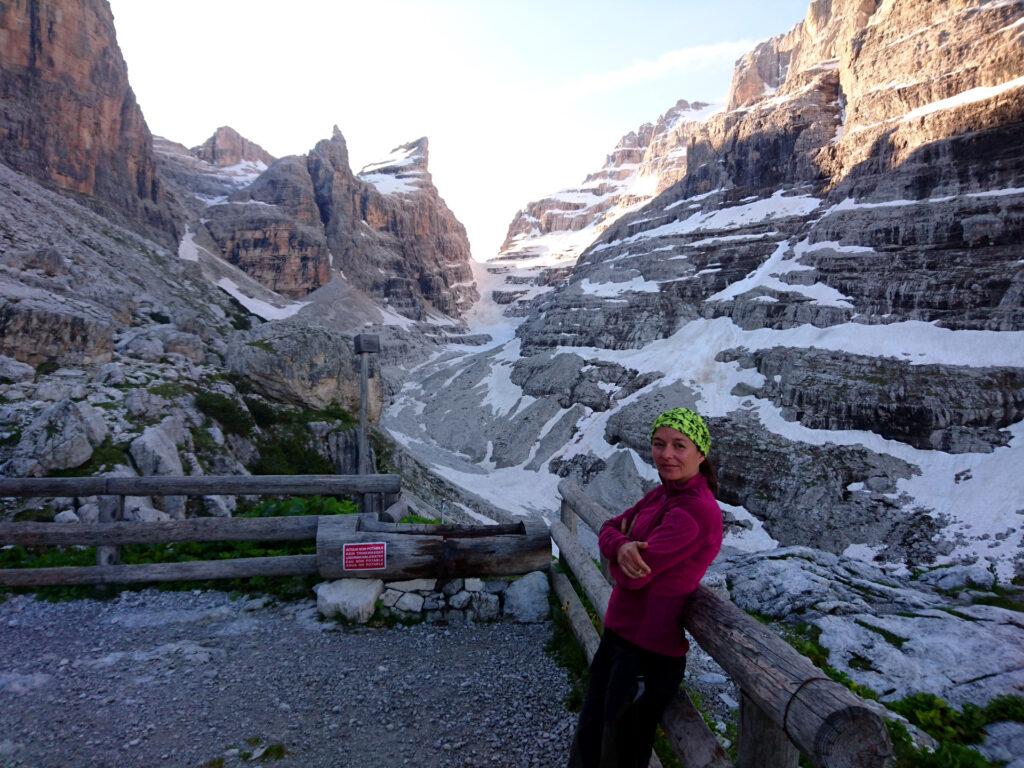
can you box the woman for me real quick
[569,407,723,768]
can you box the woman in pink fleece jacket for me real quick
[569,407,723,768]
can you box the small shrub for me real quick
[194,391,254,437]
[34,361,59,379]
[147,381,190,399]
[252,428,332,475]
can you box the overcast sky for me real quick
[108,0,809,260]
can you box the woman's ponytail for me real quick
[700,457,719,497]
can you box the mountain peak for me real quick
[191,126,275,168]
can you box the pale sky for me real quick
[108,0,809,260]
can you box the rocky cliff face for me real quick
[191,126,275,168]
[0,0,176,240]
[497,100,720,267]
[188,129,477,315]
[387,0,1024,584]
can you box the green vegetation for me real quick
[147,381,191,399]
[968,584,1024,613]
[854,619,908,649]
[194,391,254,437]
[0,496,357,603]
[242,397,355,475]
[47,439,129,478]
[0,428,21,447]
[247,340,276,354]
[399,514,439,525]
[34,361,59,379]
[888,692,1024,746]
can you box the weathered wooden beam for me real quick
[0,554,319,587]
[0,474,401,498]
[560,498,577,536]
[317,516,550,580]
[0,515,321,547]
[558,479,614,532]
[737,691,799,768]
[661,691,734,768]
[357,518,527,538]
[549,519,611,618]
[683,587,894,768]
[550,570,601,663]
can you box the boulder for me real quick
[471,592,500,621]
[504,571,550,623]
[395,592,425,614]
[0,356,33,384]
[916,564,997,592]
[130,424,184,477]
[315,579,384,623]
[226,325,382,415]
[17,400,107,473]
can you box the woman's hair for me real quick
[700,456,719,497]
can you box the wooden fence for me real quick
[0,475,547,586]
[551,479,894,768]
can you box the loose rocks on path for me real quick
[0,590,577,768]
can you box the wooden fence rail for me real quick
[555,479,894,768]
[0,474,400,497]
[0,475,550,588]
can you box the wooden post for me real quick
[737,692,799,768]
[560,498,577,535]
[96,495,123,568]
[354,333,381,517]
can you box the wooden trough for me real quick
[317,514,550,580]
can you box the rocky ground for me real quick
[0,590,576,768]
[0,588,742,768]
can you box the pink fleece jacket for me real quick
[598,472,723,657]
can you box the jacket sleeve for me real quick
[597,495,646,561]
[606,503,701,591]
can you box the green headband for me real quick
[650,408,711,456]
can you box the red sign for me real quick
[343,542,387,571]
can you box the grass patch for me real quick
[47,439,129,478]
[780,622,879,701]
[399,514,438,525]
[855,619,908,649]
[888,692,1024,745]
[194,391,254,437]
[969,584,1024,613]
[247,340,276,354]
[147,382,190,399]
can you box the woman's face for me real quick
[651,426,705,483]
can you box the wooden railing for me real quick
[0,474,549,588]
[552,480,895,768]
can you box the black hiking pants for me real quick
[568,629,686,768]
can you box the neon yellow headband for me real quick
[650,408,711,456]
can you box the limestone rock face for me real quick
[497,100,720,267]
[390,0,1024,579]
[225,323,382,416]
[191,126,274,168]
[0,0,176,240]
[187,129,477,315]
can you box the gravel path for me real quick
[0,590,578,768]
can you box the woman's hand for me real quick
[616,541,650,580]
